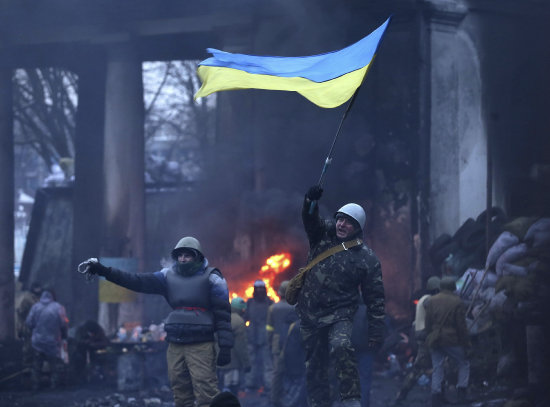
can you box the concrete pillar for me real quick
[424,0,468,239]
[466,0,550,217]
[102,43,145,329]
[0,68,14,340]
[71,51,107,325]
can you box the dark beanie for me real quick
[210,391,241,407]
[440,276,457,292]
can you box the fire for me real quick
[230,253,292,303]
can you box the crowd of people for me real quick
[22,185,547,407]
[70,185,386,407]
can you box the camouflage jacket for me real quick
[296,197,385,343]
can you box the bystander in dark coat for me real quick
[25,289,68,390]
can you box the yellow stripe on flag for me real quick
[195,63,371,109]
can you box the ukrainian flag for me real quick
[195,17,391,109]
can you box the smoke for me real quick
[144,9,415,318]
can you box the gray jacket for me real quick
[26,291,68,358]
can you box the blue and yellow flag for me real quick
[195,17,391,109]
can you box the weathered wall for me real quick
[456,32,486,225]
[0,68,14,340]
[465,1,550,217]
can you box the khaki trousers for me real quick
[167,341,219,407]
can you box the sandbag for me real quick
[495,275,535,302]
[501,259,539,277]
[524,218,550,248]
[502,217,538,241]
[485,231,519,270]
[495,243,528,276]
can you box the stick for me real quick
[308,83,363,214]
[465,268,490,317]
[459,273,472,298]
[0,368,30,383]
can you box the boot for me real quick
[431,392,444,407]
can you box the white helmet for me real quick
[335,203,366,230]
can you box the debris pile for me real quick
[72,386,174,407]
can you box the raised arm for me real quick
[87,261,167,294]
[302,186,326,247]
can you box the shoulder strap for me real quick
[285,238,363,305]
[301,238,363,273]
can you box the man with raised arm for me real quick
[289,186,385,407]
[83,236,233,407]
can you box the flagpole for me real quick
[308,59,374,214]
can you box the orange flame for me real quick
[230,253,292,303]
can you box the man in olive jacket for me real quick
[294,186,385,407]
[425,276,471,407]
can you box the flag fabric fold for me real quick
[195,17,391,108]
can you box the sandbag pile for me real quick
[492,217,550,288]
[491,217,550,301]
[490,217,550,387]
[459,217,550,333]
[429,207,507,277]
[434,215,550,387]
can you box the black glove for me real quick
[87,261,110,276]
[306,185,323,201]
[217,347,231,366]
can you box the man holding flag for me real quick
[195,17,391,407]
[287,186,385,407]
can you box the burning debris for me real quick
[229,252,292,303]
